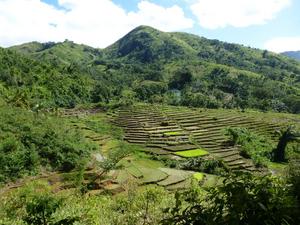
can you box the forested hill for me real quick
[282,51,300,61]
[0,47,94,108]
[4,25,300,113]
[104,26,300,81]
[9,40,102,67]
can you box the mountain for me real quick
[6,25,300,113]
[103,26,197,63]
[10,40,102,66]
[104,26,300,81]
[282,51,300,61]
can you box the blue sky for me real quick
[1,0,299,52]
[113,0,300,51]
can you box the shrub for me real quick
[1,182,79,225]
[225,127,275,167]
[162,173,299,225]
[0,106,95,183]
[179,157,228,174]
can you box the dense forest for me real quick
[3,25,299,113]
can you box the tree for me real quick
[133,80,167,101]
[273,126,300,162]
[118,89,136,107]
[97,143,133,179]
[23,194,79,225]
[169,67,192,90]
[23,194,62,225]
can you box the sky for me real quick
[0,0,299,52]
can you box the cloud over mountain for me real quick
[265,37,300,53]
[0,0,193,48]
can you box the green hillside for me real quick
[0,47,94,108]
[10,40,102,67]
[104,26,300,83]
[7,25,300,113]
[103,26,197,63]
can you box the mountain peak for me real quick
[104,25,195,63]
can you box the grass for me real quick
[267,162,288,174]
[126,166,143,178]
[116,170,134,184]
[202,174,223,188]
[139,167,168,184]
[158,175,186,186]
[193,173,204,181]
[164,131,183,136]
[157,168,193,186]
[174,149,209,158]
[166,177,193,190]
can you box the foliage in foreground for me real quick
[0,182,173,225]
[1,168,299,225]
[162,172,300,225]
[0,106,95,183]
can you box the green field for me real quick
[175,149,209,157]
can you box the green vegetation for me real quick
[0,105,95,183]
[0,181,174,225]
[273,126,300,162]
[0,47,94,108]
[225,127,300,167]
[192,172,204,181]
[174,149,209,158]
[180,157,229,175]
[6,25,300,113]
[10,40,102,66]
[1,169,299,225]
[162,172,300,225]
[225,127,275,166]
[0,25,300,225]
[164,131,183,136]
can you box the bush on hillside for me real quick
[0,106,95,183]
[225,127,275,167]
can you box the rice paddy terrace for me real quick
[114,105,292,172]
[2,106,298,196]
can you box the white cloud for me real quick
[264,37,300,53]
[0,0,193,48]
[128,1,194,31]
[190,0,291,29]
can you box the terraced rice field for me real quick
[103,157,201,190]
[114,105,288,172]
[67,112,202,191]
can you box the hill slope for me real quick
[104,26,300,82]
[0,47,94,107]
[282,51,300,61]
[7,25,300,113]
[10,40,102,67]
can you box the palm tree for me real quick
[273,126,300,162]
